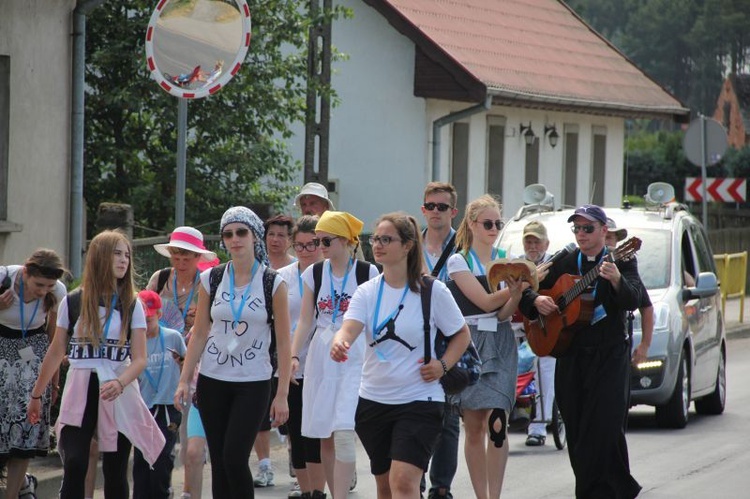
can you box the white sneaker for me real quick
[253,464,275,487]
[288,481,302,498]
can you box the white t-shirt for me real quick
[447,252,499,323]
[199,263,283,382]
[0,265,67,330]
[278,261,311,378]
[344,275,466,404]
[57,294,147,371]
[300,261,380,330]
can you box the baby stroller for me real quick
[510,341,567,450]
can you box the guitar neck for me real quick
[560,253,613,309]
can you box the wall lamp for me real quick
[519,122,535,146]
[544,124,559,148]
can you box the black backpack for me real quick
[311,260,375,319]
[207,263,278,372]
[66,288,136,341]
[155,267,172,294]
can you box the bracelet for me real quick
[291,355,300,362]
[114,379,125,393]
[439,359,449,377]
[31,394,42,400]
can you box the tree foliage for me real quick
[567,0,750,115]
[84,0,345,237]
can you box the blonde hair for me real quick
[455,194,502,253]
[78,230,137,346]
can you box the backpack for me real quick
[420,276,482,395]
[207,263,278,372]
[155,267,172,294]
[311,260,374,319]
[66,288,136,340]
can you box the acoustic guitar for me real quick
[523,237,642,357]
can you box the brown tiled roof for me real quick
[363,0,689,120]
[730,74,750,130]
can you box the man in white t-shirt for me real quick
[420,182,460,499]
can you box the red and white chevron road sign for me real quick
[685,177,746,202]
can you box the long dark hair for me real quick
[374,212,424,293]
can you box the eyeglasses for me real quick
[479,219,504,231]
[571,224,598,234]
[312,236,340,248]
[369,235,402,246]
[423,202,452,212]
[293,241,318,252]
[221,228,250,239]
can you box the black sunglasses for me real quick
[571,224,598,234]
[221,228,250,239]
[423,202,452,212]
[293,241,318,252]
[313,236,340,247]
[479,219,504,231]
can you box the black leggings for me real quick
[58,373,132,499]
[287,379,321,469]
[196,374,271,499]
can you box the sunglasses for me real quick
[369,235,401,247]
[293,241,318,252]
[221,228,250,239]
[571,224,598,234]
[312,236,340,248]
[479,219,504,231]
[423,202,452,212]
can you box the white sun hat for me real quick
[294,182,335,211]
[153,226,217,261]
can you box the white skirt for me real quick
[301,326,364,438]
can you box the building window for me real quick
[563,124,579,206]
[486,116,505,199]
[524,132,539,186]
[451,122,469,221]
[0,55,9,222]
[591,126,607,206]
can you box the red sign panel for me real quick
[685,177,746,202]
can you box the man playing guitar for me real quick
[519,204,644,499]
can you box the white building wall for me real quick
[0,0,74,263]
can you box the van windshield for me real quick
[497,222,670,290]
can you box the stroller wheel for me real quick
[551,398,566,450]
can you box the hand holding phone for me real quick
[167,347,185,362]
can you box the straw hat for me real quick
[154,226,217,261]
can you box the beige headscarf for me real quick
[315,211,364,245]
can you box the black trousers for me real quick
[58,373,132,499]
[555,340,641,499]
[196,374,271,499]
[287,379,321,469]
[132,404,182,499]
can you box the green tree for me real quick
[84,0,345,237]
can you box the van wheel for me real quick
[695,348,726,415]
[655,353,690,429]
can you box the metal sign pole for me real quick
[176,98,187,227]
[700,115,708,229]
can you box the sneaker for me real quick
[525,434,546,446]
[349,470,357,492]
[253,464,275,487]
[18,473,38,498]
[427,488,454,499]
[288,481,302,498]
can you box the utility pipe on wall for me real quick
[431,95,492,182]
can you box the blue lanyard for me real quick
[297,264,303,298]
[142,326,165,392]
[371,276,409,340]
[102,294,118,340]
[173,270,199,322]
[423,229,455,280]
[577,248,608,299]
[329,258,353,325]
[18,278,40,339]
[228,261,259,325]
[469,247,498,275]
